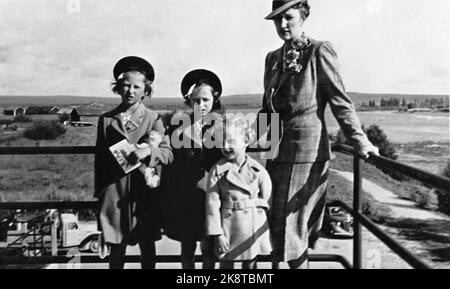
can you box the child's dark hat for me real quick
[181,69,222,98]
[113,56,155,81]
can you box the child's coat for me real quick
[206,155,272,261]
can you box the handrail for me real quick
[0,146,95,155]
[0,201,98,210]
[332,144,450,191]
[331,143,449,269]
[336,201,430,269]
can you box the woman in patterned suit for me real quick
[260,0,379,268]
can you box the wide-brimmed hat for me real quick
[265,0,306,20]
[181,69,222,98]
[113,56,155,81]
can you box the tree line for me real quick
[362,97,449,109]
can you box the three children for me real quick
[95,60,273,269]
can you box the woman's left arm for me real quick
[317,41,379,158]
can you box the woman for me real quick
[160,69,224,269]
[94,56,173,269]
[260,0,379,268]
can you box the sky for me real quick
[0,0,449,98]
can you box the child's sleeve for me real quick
[148,114,173,167]
[205,166,223,236]
[258,167,273,209]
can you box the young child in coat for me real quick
[205,115,272,269]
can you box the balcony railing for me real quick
[1,144,449,269]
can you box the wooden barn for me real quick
[3,106,27,117]
[24,106,55,115]
[57,108,81,122]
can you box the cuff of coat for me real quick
[350,134,371,151]
[206,225,224,236]
[148,146,162,167]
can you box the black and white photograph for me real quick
[0,0,449,274]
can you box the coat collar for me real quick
[109,103,146,139]
[215,156,261,196]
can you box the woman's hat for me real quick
[265,0,306,20]
[181,69,222,98]
[113,56,155,81]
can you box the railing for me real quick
[331,144,450,269]
[1,145,449,269]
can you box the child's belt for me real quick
[221,199,269,210]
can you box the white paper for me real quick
[109,139,142,174]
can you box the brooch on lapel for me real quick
[124,119,138,132]
[283,33,311,74]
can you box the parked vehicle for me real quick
[323,203,354,239]
[0,210,100,255]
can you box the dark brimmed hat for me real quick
[265,0,306,20]
[113,56,155,81]
[181,69,222,98]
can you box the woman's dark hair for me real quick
[293,0,310,20]
[184,79,221,111]
[111,70,153,97]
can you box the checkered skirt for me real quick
[266,160,329,263]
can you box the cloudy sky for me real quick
[0,0,449,98]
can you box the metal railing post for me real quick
[353,155,362,269]
[51,218,58,256]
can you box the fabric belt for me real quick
[221,199,269,210]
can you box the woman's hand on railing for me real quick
[359,144,379,159]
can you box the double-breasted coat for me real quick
[261,39,372,162]
[94,103,173,245]
[205,156,272,261]
[260,37,373,262]
[160,111,223,242]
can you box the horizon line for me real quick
[0,91,449,98]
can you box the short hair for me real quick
[184,79,221,111]
[111,70,153,97]
[215,114,256,145]
[293,0,310,20]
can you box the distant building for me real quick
[24,106,56,115]
[49,106,60,114]
[5,106,26,117]
[3,106,28,116]
[57,108,81,122]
